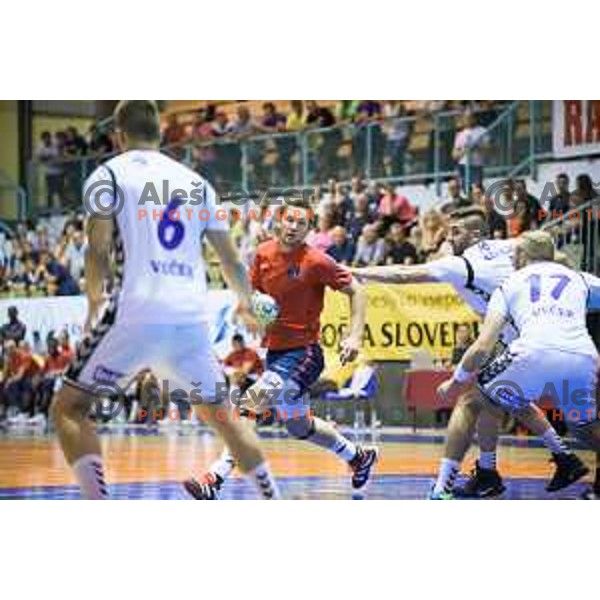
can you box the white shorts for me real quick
[65,316,225,404]
[477,342,598,425]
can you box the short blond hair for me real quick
[518,230,555,262]
[553,250,574,269]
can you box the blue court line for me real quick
[0,474,589,500]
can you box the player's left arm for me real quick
[85,215,114,331]
[322,252,367,364]
[438,289,508,400]
[337,277,367,365]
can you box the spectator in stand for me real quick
[547,173,571,218]
[383,101,412,176]
[61,230,87,283]
[439,176,471,214]
[36,250,80,296]
[377,184,417,233]
[576,173,599,202]
[37,335,71,423]
[222,333,264,393]
[1,340,41,424]
[347,193,375,240]
[514,179,542,226]
[61,127,88,207]
[232,105,257,138]
[88,123,114,155]
[32,331,45,356]
[452,110,489,189]
[286,101,306,131]
[385,222,418,265]
[472,183,507,239]
[306,101,338,180]
[335,100,359,124]
[58,330,75,362]
[36,131,64,209]
[191,106,218,181]
[364,180,381,214]
[326,226,355,265]
[305,101,336,128]
[306,212,335,253]
[330,183,354,228]
[507,195,534,238]
[259,102,286,132]
[162,113,187,145]
[212,109,237,186]
[0,306,27,344]
[64,126,88,157]
[349,175,364,203]
[357,101,382,119]
[419,209,448,261]
[212,109,234,137]
[353,224,386,267]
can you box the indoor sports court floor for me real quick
[0,426,594,499]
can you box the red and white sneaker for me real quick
[183,473,224,500]
[349,446,379,490]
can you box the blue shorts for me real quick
[265,344,325,395]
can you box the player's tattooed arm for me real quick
[349,264,435,284]
[338,278,367,364]
[85,216,114,326]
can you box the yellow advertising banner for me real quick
[320,283,480,364]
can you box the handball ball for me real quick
[251,292,280,326]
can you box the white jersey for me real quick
[488,261,600,357]
[426,239,517,340]
[84,150,228,325]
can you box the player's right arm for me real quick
[351,255,468,286]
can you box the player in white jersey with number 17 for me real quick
[51,100,279,500]
[438,231,600,477]
[353,209,588,497]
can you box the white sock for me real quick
[479,451,497,470]
[72,454,109,499]
[329,431,358,462]
[542,428,569,455]
[248,462,280,499]
[210,449,236,480]
[433,458,460,495]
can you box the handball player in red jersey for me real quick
[184,198,379,499]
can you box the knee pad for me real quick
[241,370,304,412]
[284,415,315,440]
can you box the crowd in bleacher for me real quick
[3,167,599,297]
[0,305,74,428]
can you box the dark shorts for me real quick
[265,344,325,395]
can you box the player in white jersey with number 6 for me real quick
[438,231,600,473]
[50,100,279,500]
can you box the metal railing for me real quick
[541,198,600,276]
[0,169,27,221]
[25,101,551,215]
